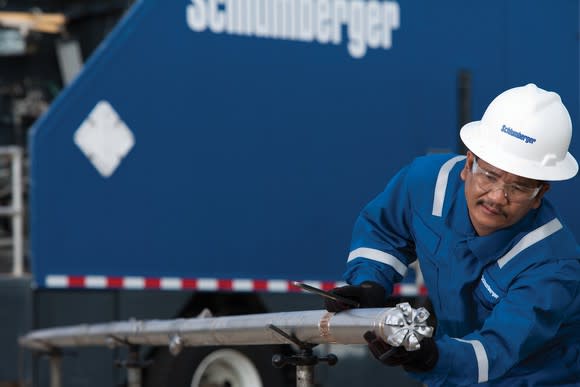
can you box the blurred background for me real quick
[0,0,133,148]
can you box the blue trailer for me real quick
[25,0,580,385]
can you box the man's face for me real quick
[460,151,550,236]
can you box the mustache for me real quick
[476,199,508,218]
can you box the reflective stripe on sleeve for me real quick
[453,338,489,383]
[497,218,563,269]
[432,155,466,217]
[347,247,407,277]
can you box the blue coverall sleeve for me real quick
[343,166,416,295]
[416,259,580,385]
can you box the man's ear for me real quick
[460,151,474,181]
[531,183,550,209]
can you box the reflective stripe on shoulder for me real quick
[432,155,466,217]
[497,218,563,269]
[347,247,407,277]
[453,338,489,383]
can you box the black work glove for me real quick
[324,281,386,312]
[363,330,438,373]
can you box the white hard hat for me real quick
[460,83,578,181]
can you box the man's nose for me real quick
[487,186,509,203]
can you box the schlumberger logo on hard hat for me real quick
[185,0,400,59]
[500,124,537,144]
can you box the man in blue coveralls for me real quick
[325,84,580,385]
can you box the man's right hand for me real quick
[364,330,438,372]
[324,281,386,312]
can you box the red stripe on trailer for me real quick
[181,278,197,289]
[68,276,85,287]
[218,279,233,290]
[287,281,301,292]
[393,284,401,294]
[107,277,123,288]
[253,279,268,291]
[320,281,336,291]
[145,278,161,289]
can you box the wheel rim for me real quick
[190,349,263,387]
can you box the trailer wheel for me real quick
[189,348,262,387]
[144,345,294,387]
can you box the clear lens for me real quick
[471,159,541,202]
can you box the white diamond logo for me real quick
[74,100,135,178]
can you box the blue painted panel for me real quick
[29,0,580,285]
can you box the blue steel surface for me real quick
[28,0,580,286]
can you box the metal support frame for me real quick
[48,351,62,387]
[116,345,143,387]
[269,324,338,387]
[34,348,64,387]
[0,146,24,276]
[109,336,153,387]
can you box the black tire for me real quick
[144,345,294,387]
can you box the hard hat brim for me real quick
[460,121,579,181]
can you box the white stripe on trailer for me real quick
[398,284,419,296]
[160,277,182,290]
[46,275,68,287]
[197,278,218,291]
[85,276,107,288]
[232,279,254,291]
[123,276,145,289]
[267,280,288,292]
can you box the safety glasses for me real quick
[471,158,542,202]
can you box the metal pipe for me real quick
[20,304,433,352]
